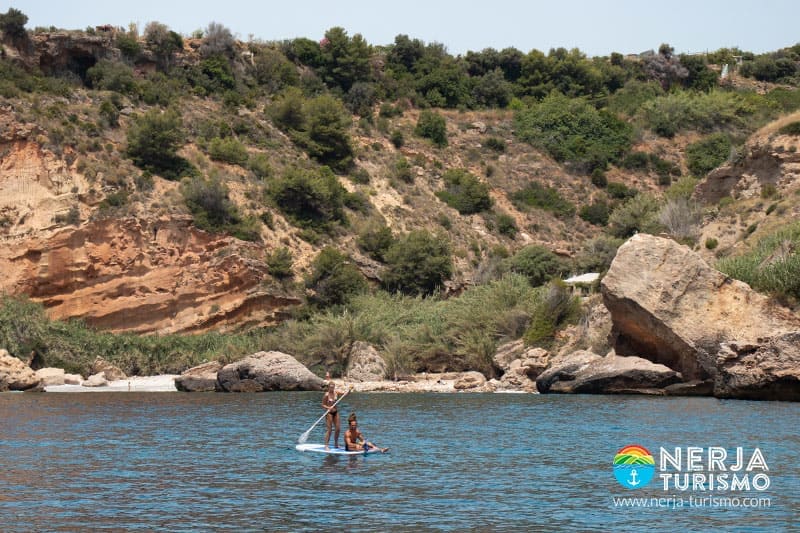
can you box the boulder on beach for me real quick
[345,342,387,382]
[601,234,800,400]
[35,367,66,386]
[175,361,223,392]
[217,351,324,392]
[0,349,41,391]
[91,357,127,382]
[83,372,108,387]
[454,371,487,390]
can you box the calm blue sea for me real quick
[0,392,797,531]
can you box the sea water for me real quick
[0,392,797,531]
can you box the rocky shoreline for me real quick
[3,235,799,401]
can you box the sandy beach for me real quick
[44,375,179,392]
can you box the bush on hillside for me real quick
[126,109,195,180]
[414,110,448,147]
[383,230,453,296]
[579,201,610,226]
[181,175,259,241]
[306,247,368,308]
[685,133,731,177]
[514,92,632,172]
[357,223,395,262]
[436,168,492,215]
[510,181,575,218]
[208,136,249,166]
[266,247,294,279]
[607,193,662,238]
[778,121,800,136]
[503,245,565,287]
[638,90,753,138]
[267,166,348,230]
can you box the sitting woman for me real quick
[344,412,388,453]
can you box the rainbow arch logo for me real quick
[613,445,656,489]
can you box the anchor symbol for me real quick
[628,468,640,487]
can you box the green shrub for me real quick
[436,168,492,215]
[573,236,624,273]
[717,221,800,303]
[267,166,347,230]
[390,129,404,148]
[208,136,248,166]
[383,230,453,296]
[0,8,28,40]
[86,60,137,93]
[247,153,272,179]
[503,245,565,287]
[606,181,637,200]
[115,33,141,60]
[591,168,608,188]
[607,194,662,238]
[306,247,368,308]
[686,133,731,177]
[638,90,753,138]
[414,110,448,147]
[181,175,259,241]
[523,280,581,348]
[126,109,195,180]
[266,247,294,279]
[495,212,518,238]
[291,94,354,172]
[510,181,575,218]
[357,223,395,261]
[579,201,610,226]
[760,183,778,199]
[484,137,506,152]
[514,92,632,172]
[705,237,719,250]
[394,157,414,183]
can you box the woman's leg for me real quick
[333,412,341,448]
[324,413,332,449]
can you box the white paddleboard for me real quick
[295,443,386,455]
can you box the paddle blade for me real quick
[297,429,311,444]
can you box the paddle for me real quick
[297,385,352,444]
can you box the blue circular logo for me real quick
[613,445,655,489]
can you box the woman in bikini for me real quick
[322,381,341,449]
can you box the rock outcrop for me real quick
[492,340,551,391]
[91,357,126,382]
[714,332,800,401]
[0,349,41,391]
[536,350,601,393]
[0,216,301,334]
[174,361,223,392]
[217,351,324,392]
[345,342,387,382]
[454,371,487,390]
[601,234,800,400]
[540,353,681,394]
[35,367,66,386]
[83,372,108,387]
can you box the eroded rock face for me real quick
[454,371,486,390]
[217,351,324,392]
[83,372,107,387]
[0,216,301,334]
[0,349,41,391]
[536,350,601,393]
[174,361,223,392]
[345,342,387,382]
[715,333,800,401]
[35,367,66,386]
[601,234,800,383]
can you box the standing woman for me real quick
[322,381,341,449]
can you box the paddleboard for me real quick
[295,443,386,455]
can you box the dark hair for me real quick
[348,412,357,423]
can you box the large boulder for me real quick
[0,349,41,391]
[454,371,487,390]
[601,234,800,391]
[714,332,800,401]
[536,350,602,393]
[35,367,66,386]
[497,359,539,392]
[217,351,324,392]
[91,357,127,382]
[544,353,682,394]
[493,340,551,380]
[175,361,223,392]
[83,372,108,387]
[345,342,387,382]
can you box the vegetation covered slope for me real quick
[1,7,800,376]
